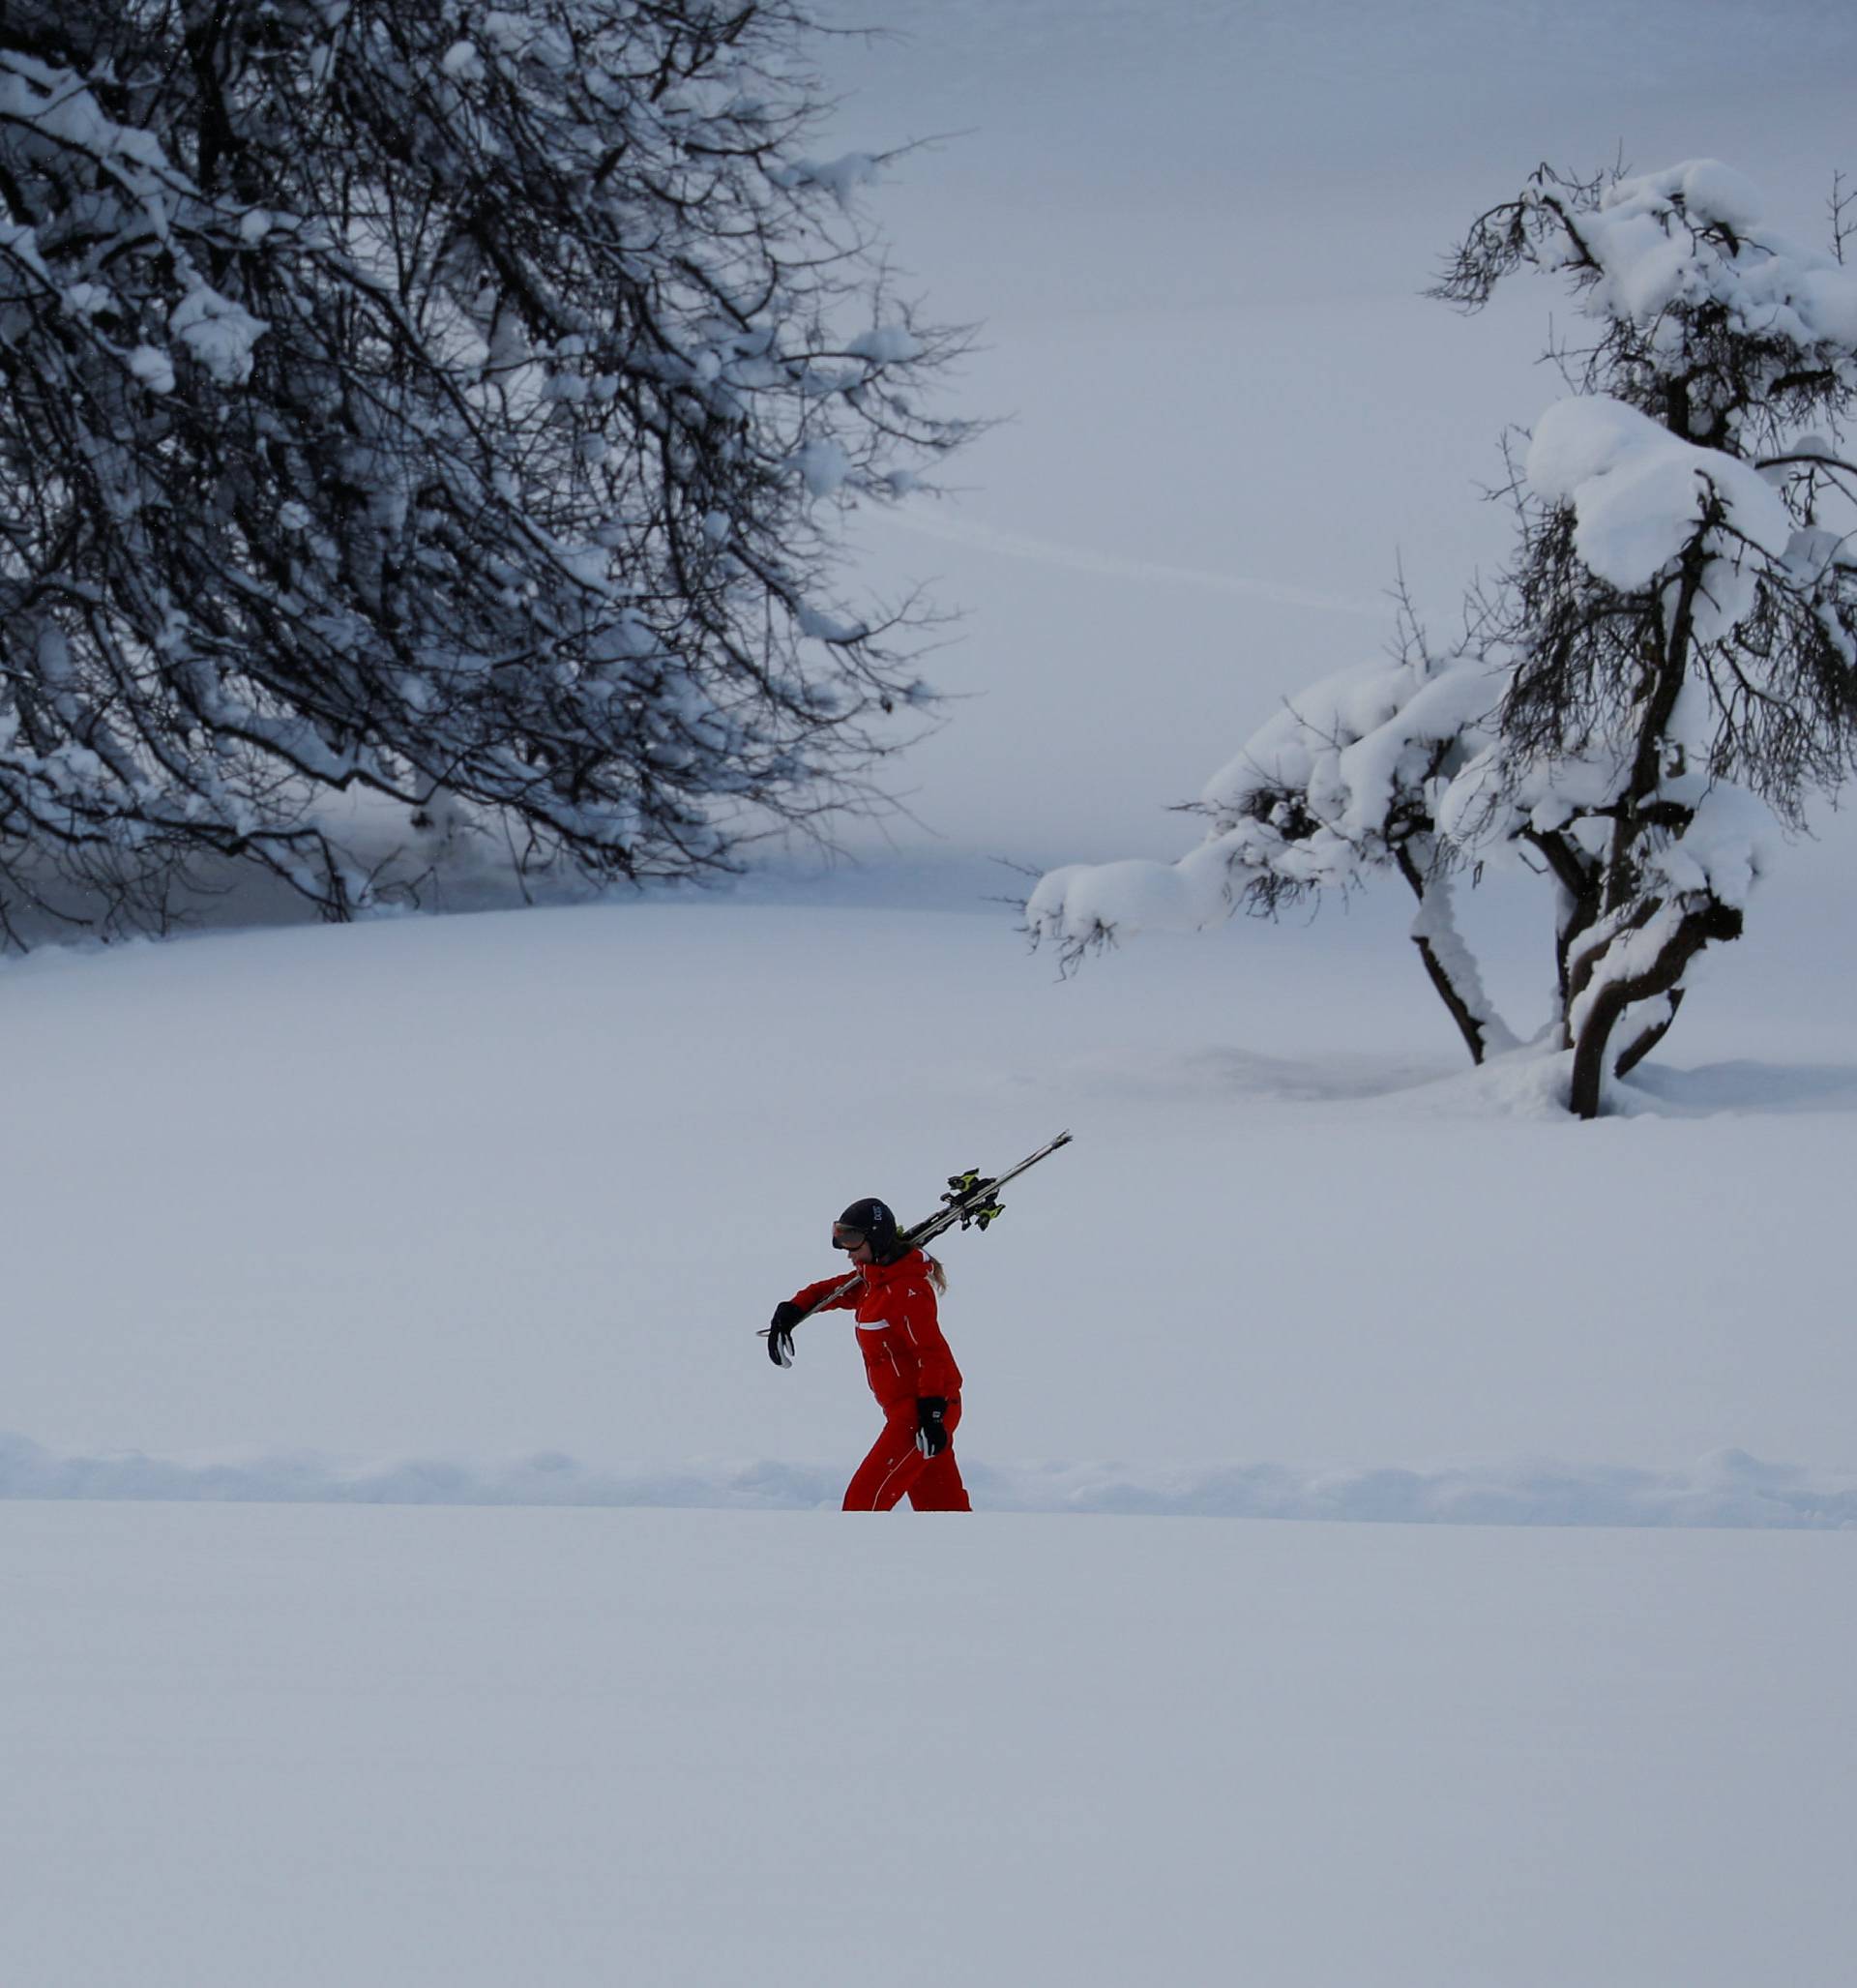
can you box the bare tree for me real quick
[0,1,972,944]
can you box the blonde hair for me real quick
[922,1252,948,1294]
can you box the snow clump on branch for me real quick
[1027,646,1499,947]
[1525,398,1792,635]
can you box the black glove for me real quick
[767,1300,805,1369]
[915,1396,950,1458]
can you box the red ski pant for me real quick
[843,1397,970,1512]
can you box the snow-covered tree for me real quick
[1029,161,1857,1118]
[0,1,970,943]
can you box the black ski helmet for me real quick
[834,1197,901,1260]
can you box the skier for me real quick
[769,1196,972,1513]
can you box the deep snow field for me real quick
[9,1,1857,1982]
[5,1500,1851,1988]
[4,889,1854,1985]
[4,887,1856,1504]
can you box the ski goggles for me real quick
[831,1224,869,1251]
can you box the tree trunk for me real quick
[1567,900,1741,1118]
[1521,826,1600,1012]
[1396,844,1514,1065]
[1612,989,1686,1079]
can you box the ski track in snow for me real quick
[4,1432,1852,1528]
[864,504,1389,617]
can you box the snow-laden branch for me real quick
[0,1,979,941]
[1028,650,1500,947]
[1525,397,1793,638]
[1027,646,1518,1063]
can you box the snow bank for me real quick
[4,1431,1850,1528]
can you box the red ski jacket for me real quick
[789,1248,961,1411]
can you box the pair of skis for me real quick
[760,1130,1074,1365]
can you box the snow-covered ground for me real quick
[9,2,1857,1981]
[5,1501,1852,1988]
[4,890,1854,1980]
[5,890,1855,1501]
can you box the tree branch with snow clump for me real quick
[1028,608,1519,1067]
[1032,160,1857,1117]
[0,1,976,944]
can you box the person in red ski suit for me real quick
[768,1196,971,1512]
